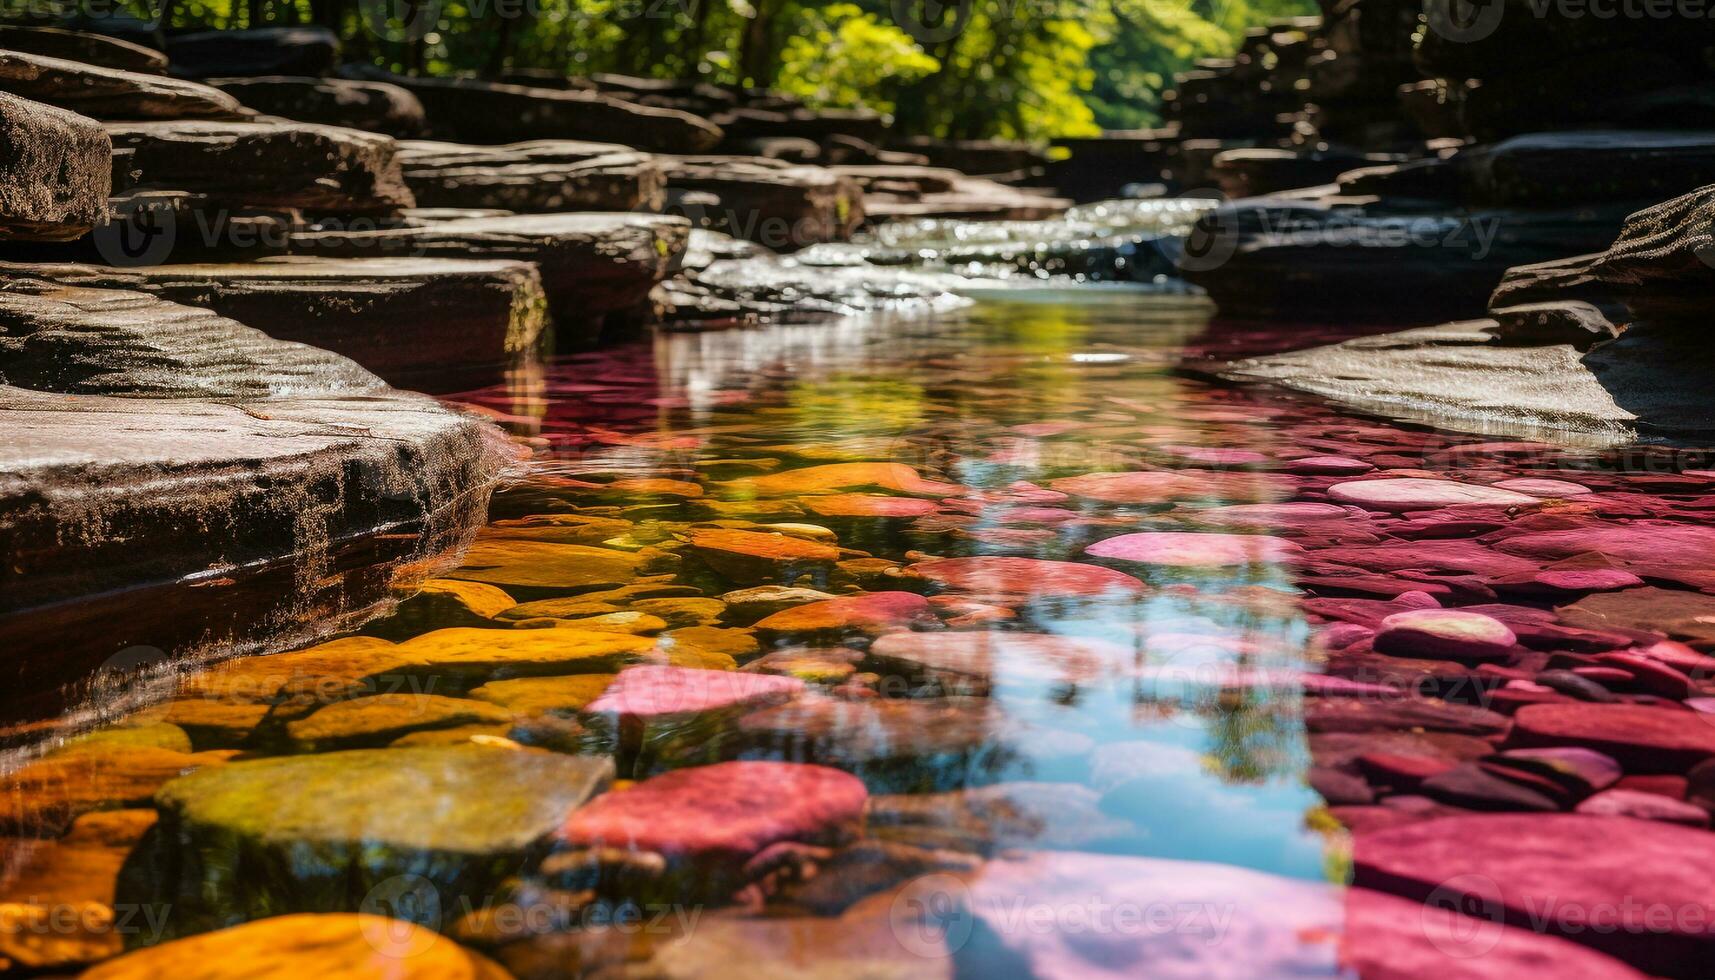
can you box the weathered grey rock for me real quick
[660,156,863,247]
[1490,301,1619,348]
[105,120,413,212]
[140,746,612,937]
[0,93,110,241]
[208,76,425,137]
[164,27,339,79]
[0,26,167,74]
[0,49,244,120]
[396,139,663,213]
[4,256,548,391]
[346,69,722,153]
[1223,319,1715,441]
[291,212,689,342]
[0,277,510,702]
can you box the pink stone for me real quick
[753,592,934,634]
[1575,788,1711,827]
[1493,477,1593,497]
[1328,478,1538,512]
[868,631,1125,687]
[801,494,939,518]
[1637,640,1715,675]
[1486,747,1622,796]
[1375,609,1517,662]
[585,665,804,719]
[1354,813,1715,977]
[1507,703,1715,772]
[955,851,1343,980]
[1084,531,1301,567]
[1341,888,1648,979]
[907,556,1146,599]
[1493,523,1715,566]
[1594,652,1695,698]
[1529,569,1644,593]
[556,760,866,864]
[1282,455,1374,476]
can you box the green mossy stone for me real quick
[142,745,614,939]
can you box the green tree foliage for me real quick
[101,0,1311,139]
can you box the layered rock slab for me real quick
[105,120,413,213]
[5,256,548,391]
[0,278,508,703]
[209,75,426,137]
[0,26,168,74]
[396,139,663,213]
[0,50,243,121]
[0,92,110,241]
[290,212,688,342]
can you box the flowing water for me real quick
[6,292,1715,975]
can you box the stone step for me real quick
[208,75,425,138]
[0,93,110,241]
[105,120,414,213]
[0,49,244,121]
[659,156,863,247]
[344,67,722,153]
[0,277,508,707]
[396,139,662,212]
[0,25,166,74]
[289,212,689,344]
[2,256,549,391]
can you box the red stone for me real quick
[1506,703,1715,772]
[1375,609,1517,662]
[1341,888,1648,979]
[907,556,1145,600]
[585,665,804,719]
[1329,478,1538,512]
[1575,788,1710,826]
[556,760,866,865]
[1355,813,1715,977]
[1084,531,1301,567]
[1282,455,1373,475]
[1049,470,1283,504]
[753,592,934,634]
[801,494,940,518]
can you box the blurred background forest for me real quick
[80,0,1317,139]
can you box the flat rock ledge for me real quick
[290,212,690,344]
[105,120,414,213]
[1220,185,1715,442]
[396,139,664,213]
[0,277,511,706]
[0,49,245,121]
[208,75,427,138]
[4,256,549,392]
[0,92,110,241]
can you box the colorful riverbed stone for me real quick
[1049,469,1279,504]
[444,539,657,597]
[801,494,940,518]
[729,462,961,497]
[955,851,1343,979]
[906,556,1146,600]
[1328,478,1540,512]
[1374,609,1518,662]
[1354,813,1715,977]
[1084,531,1301,567]
[281,693,516,751]
[1506,703,1715,772]
[148,745,614,937]
[553,760,866,900]
[752,591,934,634]
[1341,888,1649,978]
[584,665,804,720]
[79,913,510,980]
[682,528,840,583]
